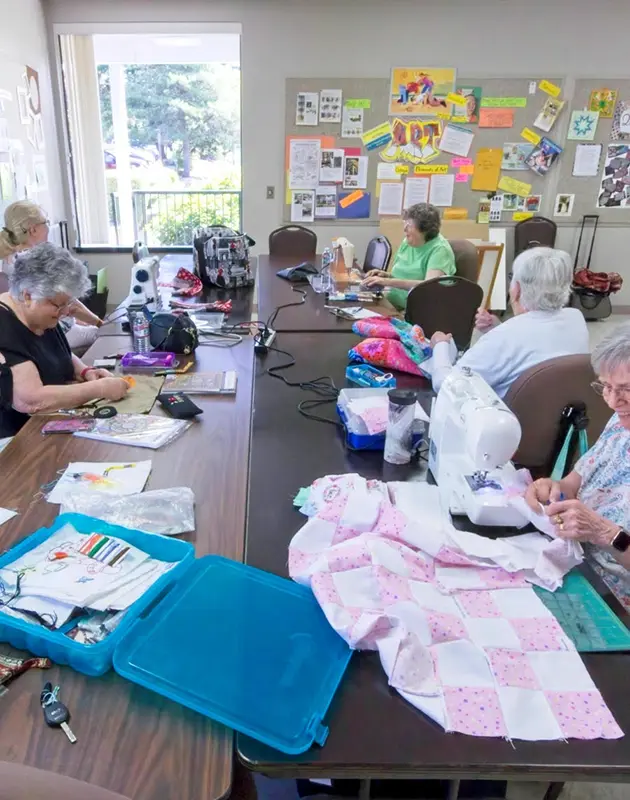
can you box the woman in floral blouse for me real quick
[526,323,630,609]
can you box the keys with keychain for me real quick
[40,682,77,743]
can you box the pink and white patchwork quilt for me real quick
[289,474,623,742]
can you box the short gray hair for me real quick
[404,203,441,241]
[9,243,91,301]
[510,246,572,312]
[592,322,630,376]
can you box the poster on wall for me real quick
[589,88,617,118]
[290,190,315,222]
[611,100,630,141]
[288,139,320,189]
[554,193,575,217]
[342,155,368,189]
[525,137,562,176]
[597,144,630,208]
[388,66,456,116]
[315,186,337,218]
[533,97,564,133]
[380,118,442,164]
[341,106,364,138]
[501,143,534,171]
[319,148,343,182]
[567,110,599,141]
[319,90,342,123]
[452,86,482,123]
[296,92,319,126]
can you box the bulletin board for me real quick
[285,76,564,225]
[0,60,51,218]
[553,78,630,222]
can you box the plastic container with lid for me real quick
[0,514,352,754]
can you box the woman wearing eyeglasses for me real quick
[362,203,456,310]
[0,242,128,438]
[0,201,102,350]
[526,323,630,610]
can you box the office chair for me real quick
[362,235,392,273]
[504,354,612,474]
[448,239,478,282]
[268,225,317,258]
[513,216,557,258]
[0,761,130,800]
[405,276,483,350]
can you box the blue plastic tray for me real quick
[337,404,424,451]
[0,513,194,676]
[114,556,353,754]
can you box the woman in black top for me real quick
[0,243,129,438]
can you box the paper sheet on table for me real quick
[378,182,404,215]
[428,174,455,207]
[438,124,474,157]
[572,143,602,177]
[0,507,17,526]
[47,461,152,505]
[403,177,429,209]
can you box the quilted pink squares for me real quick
[443,687,508,738]
[545,691,623,740]
[511,617,572,652]
[485,648,539,690]
[427,610,468,644]
[456,591,502,619]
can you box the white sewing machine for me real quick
[428,368,528,527]
[124,255,161,311]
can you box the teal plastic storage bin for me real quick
[0,519,353,754]
[0,513,194,676]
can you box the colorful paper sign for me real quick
[521,127,542,145]
[436,110,452,120]
[414,164,449,174]
[459,164,475,174]
[479,108,514,128]
[339,189,365,208]
[481,97,527,108]
[395,164,409,174]
[539,80,562,98]
[498,175,532,197]
[455,173,469,183]
[361,122,392,151]
[447,92,467,107]
[345,99,371,109]
[388,66,457,117]
[451,157,472,167]
[444,208,469,219]
[513,211,534,221]
[471,148,502,192]
[451,116,469,124]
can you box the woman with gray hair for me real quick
[0,242,128,437]
[526,322,630,610]
[362,202,456,310]
[430,246,589,397]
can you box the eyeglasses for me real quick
[591,381,630,398]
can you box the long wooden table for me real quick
[241,331,630,792]
[0,333,254,799]
[256,255,396,332]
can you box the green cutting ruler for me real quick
[534,571,630,653]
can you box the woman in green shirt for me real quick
[363,203,456,310]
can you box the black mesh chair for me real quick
[362,235,392,273]
[405,276,483,350]
[268,225,317,258]
[514,216,557,258]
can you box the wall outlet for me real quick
[266,186,275,199]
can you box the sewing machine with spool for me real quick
[428,368,529,527]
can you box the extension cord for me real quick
[255,327,276,354]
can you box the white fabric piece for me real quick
[498,686,564,741]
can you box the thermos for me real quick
[384,389,417,465]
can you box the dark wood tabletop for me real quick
[256,255,396,333]
[240,331,630,784]
[0,332,255,800]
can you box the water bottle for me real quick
[320,247,334,294]
[384,389,417,465]
[131,311,151,354]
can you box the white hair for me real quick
[592,322,630,377]
[510,246,573,312]
[9,243,91,301]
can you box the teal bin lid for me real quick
[113,556,353,754]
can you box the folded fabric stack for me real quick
[290,474,622,742]
[349,318,432,377]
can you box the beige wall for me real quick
[0,0,64,227]
[45,0,630,304]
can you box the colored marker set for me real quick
[78,534,131,567]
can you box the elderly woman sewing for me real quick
[430,247,590,397]
[362,202,456,310]
[525,323,630,610]
[0,243,128,438]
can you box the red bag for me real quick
[573,268,623,295]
